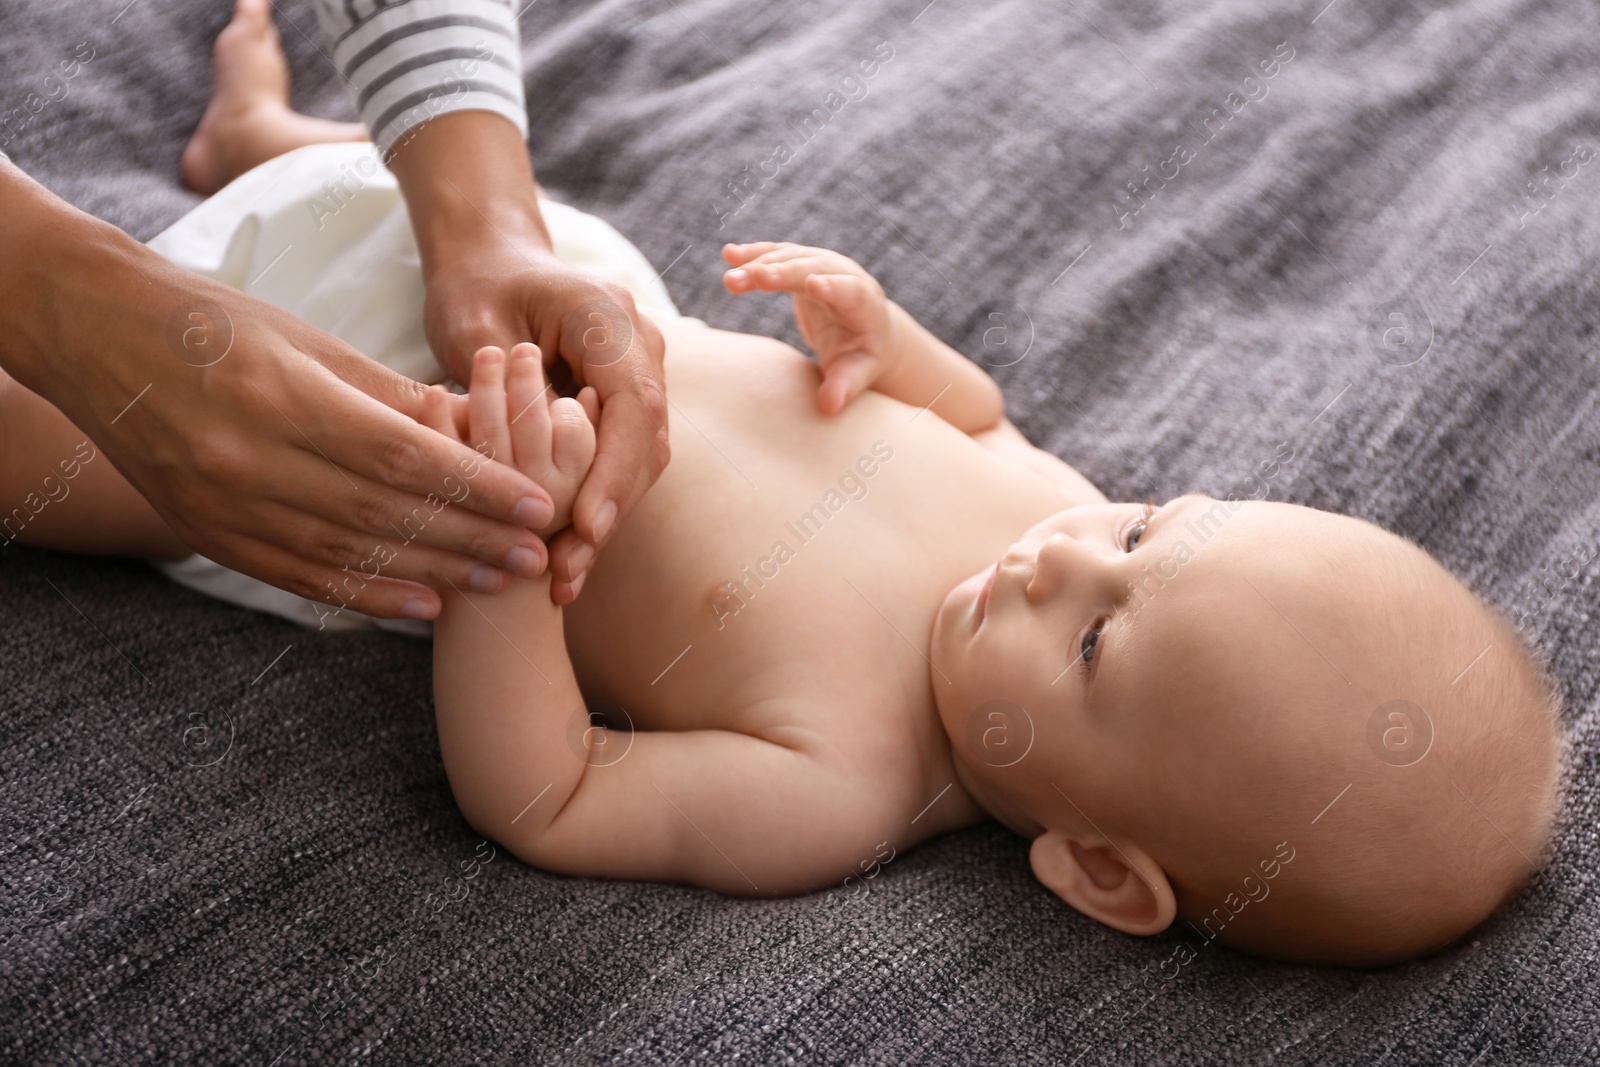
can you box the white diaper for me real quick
[145,142,682,636]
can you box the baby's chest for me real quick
[561,501,948,735]
[556,327,1069,729]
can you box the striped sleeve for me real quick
[311,0,527,158]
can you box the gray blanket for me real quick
[3,0,1598,1062]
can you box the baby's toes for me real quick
[549,396,597,482]
[419,384,462,441]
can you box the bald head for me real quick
[1122,504,1563,965]
[931,496,1564,967]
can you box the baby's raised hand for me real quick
[420,343,597,540]
[723,242,901,415]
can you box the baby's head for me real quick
[930,495,1563,966]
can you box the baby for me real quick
[2,2,1564,968]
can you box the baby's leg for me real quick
[181,0,369,195]
[0,369,188,560]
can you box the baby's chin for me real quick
[928,567,989,676]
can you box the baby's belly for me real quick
[560,320,1079,731]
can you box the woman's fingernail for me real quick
[401,598,437,620]
[568,571,588,599]
[593,500,618,542]
[568,542,595,575]
[514,496,554,528]
[506,545,543,578]
[469,564,506,593]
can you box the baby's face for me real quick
[931,497,1171,834]
[928,494,1350,845]
[929,495,1560,963]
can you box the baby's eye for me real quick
[1123,501,1157,551]
[1079,620,1105,672]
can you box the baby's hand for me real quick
[723,242,901,415]
[419,343,598,539]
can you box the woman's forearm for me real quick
[386,110,553,278]
[0,158,170,410]
[0,154,564,619]
[317,0,671,592]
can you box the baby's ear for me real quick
[1029,830,1176,936]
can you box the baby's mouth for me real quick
[976,563,999,622]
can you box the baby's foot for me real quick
[466,343,598,537]
[180,0,293,194]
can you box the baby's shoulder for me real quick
[971,419,1107,503]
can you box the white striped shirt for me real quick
[311,0,528,157]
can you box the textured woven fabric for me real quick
[3,0,1598,1062]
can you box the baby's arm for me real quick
[876,300,1007,433]
[430,345,877,894]
[723,242,1100,497]
[724,242,1002,433]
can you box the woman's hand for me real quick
[722,241,903,415]
[0,165,561,622]
[389,112,669,604]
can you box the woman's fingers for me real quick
[544,526,590,603]
[300,327,556,534]
[309,384,555,536]
[242,443,547,579]
[575,384,600,425]
[228,511,537,621]
[252,499,552,600]
[555,296,668,554]
[231,533,446,621]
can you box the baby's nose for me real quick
[1026,532,1117,604]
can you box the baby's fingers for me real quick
[723,241,833,268]
[724,255,838,295]
[722,241,790,266]
[805,274,880,331]
[817,350,878,416]
[468,346,513,463]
